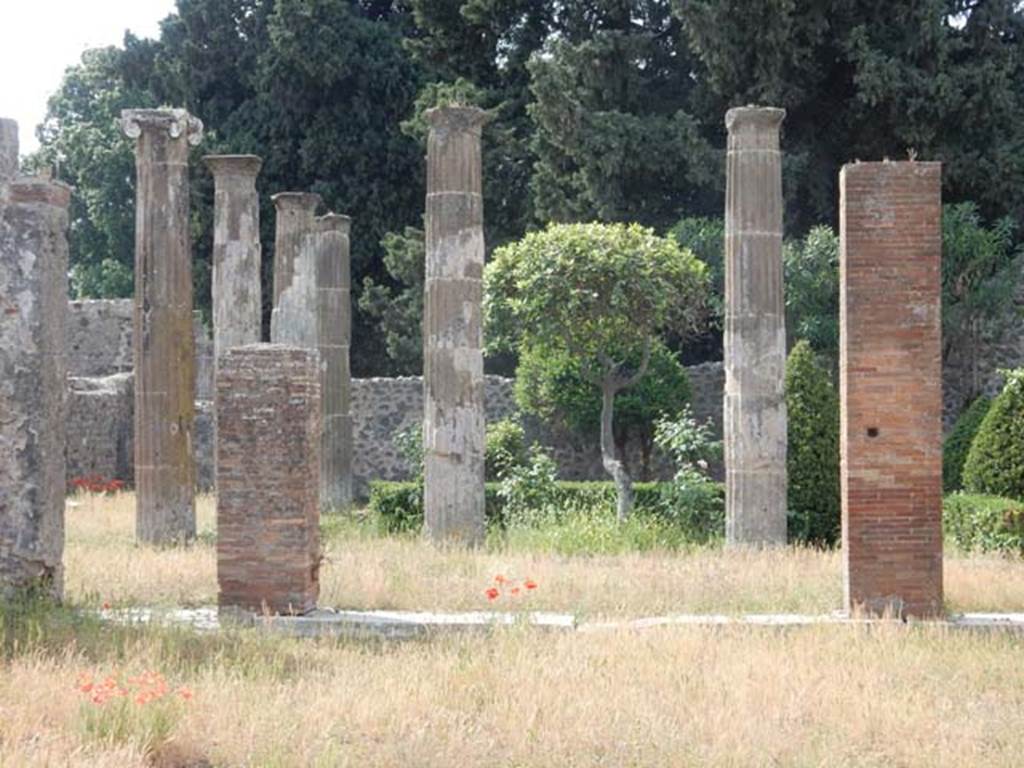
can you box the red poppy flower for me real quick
[524,580,538,590]
[485,587,500,600]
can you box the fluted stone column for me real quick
[0,119,71,597]
[203,155,263,361]
[724,106,788,547]
[314,214,353,510]
[121,108,202,545]
[423,106,488,546]
[270,192,321,345]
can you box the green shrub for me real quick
[367,479,713,538]
[963,370,1024,500]
[485,419,528,481]
[943,493,1024,553]
[943,396,993,492]
[785,340,841,546]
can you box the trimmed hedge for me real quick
[368,480,716,535]
[943,396,992,492]
[963,370,1024,500]
[785,340,840,545]
[943,493,1024,553]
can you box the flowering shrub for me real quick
[71,475,126,494]
[484,574,538,602]
[76,669,193,754]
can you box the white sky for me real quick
[0,0,176,154]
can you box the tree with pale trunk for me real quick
[485,222,710,520]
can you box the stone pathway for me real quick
[99,607,1024,640]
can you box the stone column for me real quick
[314,214,353,510]
[270,192,321,345]
[423,106,488,546]
[216,344,321,615]
[121,108,202,545]
[0,118,17,192]
[723,106,788,547]
[840,161,943,618]
[0,119,71,598]
[203,155,263,361]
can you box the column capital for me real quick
[120,108,204,146]
[725,106,785,134]
[316,213,351,234]
[425,105,491,134]
[203,154,263,179]
[271,191,321,213]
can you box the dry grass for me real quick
[2,613,1024,767]
[2,491,1023,766]
[65,492,1024,617]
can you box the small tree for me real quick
[485,222,710,520]
[785,340,841,545]
[943,396,993,493]
[514,339,692,480]
[963,370,1024,501]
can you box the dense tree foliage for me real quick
[485,222,710,519]
[944,395,993,493]
[33,0,1024,375]
[963,370,1024,501]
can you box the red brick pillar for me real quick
[215,344,321,615]
[839,161,943,618]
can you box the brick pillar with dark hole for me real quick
[840,161,944,618]
[423,106,488,546]
[216,344,321,615]
[0,118,71,598]
[121,109,202,545]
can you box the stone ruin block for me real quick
[0,119,71,598]
[216,345,321,615]
[839,161,943,618]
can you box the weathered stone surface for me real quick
[67,373,134,487]
[121,108,202,544]
[840,161,944,618]
[423,106,488,546]
[0,146,70,598]
[216,345,321,615]
[67,299,134,376]
[204,155,262,361]
[313,214,353,510]
[270,192,320,345]
[0,118,17,191]
[724,106,788,547]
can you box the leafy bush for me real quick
[784,227,840,360]
[963,370,1024,500]
[785,340,841,545]
[943,396,993,492]
[485,419,528,481]
[653,406,724,543]
[943,493,1024,553]
[367,478,712,537]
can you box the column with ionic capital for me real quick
[423,105,488,546]
[121,108,203,545]
[723,106,788,547]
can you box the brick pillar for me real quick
[270,192,321,345]
[216,344,321,615]
[0,119,71,597]
[203,155,263,362]
[840,161,943,618]
[121,109,202,545]
[423,106,488,546]
[314,214,354,510]
[723,106,788,546]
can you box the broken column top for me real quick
[120,108,204,146]
[8,175,73,208]
[424,105,490,133]
[316,212,351,233]
[0,117,17,183]
[725,105,786,132]
[203,154,263,177]
[271,191,321,212]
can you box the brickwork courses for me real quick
[839,161,944,618]
[216,345,321,615]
